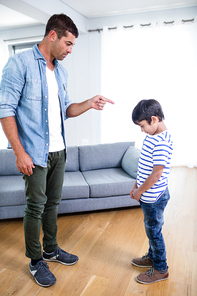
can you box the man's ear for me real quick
[49,30,57,41]
[151,116,159,124]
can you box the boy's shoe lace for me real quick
[136,267,169,284]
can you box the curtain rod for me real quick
[88,18,195,33]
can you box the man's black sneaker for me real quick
[43,247,79,265]
[29,260,56,287]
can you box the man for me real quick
[0,14,114,287]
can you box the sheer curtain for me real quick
[101,20,197,168]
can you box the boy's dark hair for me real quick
[44,13,79,39]
[132,99,164,124]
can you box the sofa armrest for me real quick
[0,149,20,176]
[121,146,141,179]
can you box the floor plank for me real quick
[0,167,196,296]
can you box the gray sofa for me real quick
[0,142,141,220]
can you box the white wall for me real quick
[0,4,197,148]
[61,32,102,146]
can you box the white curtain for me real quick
[101,20,197,168]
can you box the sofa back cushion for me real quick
[0,149,21,176]
[65,146,79,172]
[79,142,135,172]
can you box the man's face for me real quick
[51,31,76,60]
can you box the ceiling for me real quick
[61,0,197,18]
[0,4,41,30]
[0,0,196,30]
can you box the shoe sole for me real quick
[43,257,79,266]
[131,261,153,268]
[136,274,169,284]
[29,270,56,287]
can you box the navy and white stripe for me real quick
[137,130,173,203]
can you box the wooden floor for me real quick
[0,167,196,296]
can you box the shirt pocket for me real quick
[25,78,42,100]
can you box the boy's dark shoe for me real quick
[136,267,169,284]
[132,254,153,268]
[29,260,56,287]
[43,247,79,265]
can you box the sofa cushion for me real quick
[82,168,135,198]
[121,146,141,179]
[62,171,89,200]
[79,142,135,172]
[0,175,26,206]
[0,149,20,176]
[65,146,79,172]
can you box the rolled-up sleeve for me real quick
[0,55,25,119]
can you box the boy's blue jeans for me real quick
[140,187,170,271]
[23,150,66,260]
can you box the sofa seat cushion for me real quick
[82,168,135,198]
[62,171,89,200]
[0,175,26,206]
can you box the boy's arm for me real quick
[131,165,164,202]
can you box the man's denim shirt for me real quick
[0,44,72,167]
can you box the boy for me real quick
[130,99,173,284]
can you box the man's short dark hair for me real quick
[132,99,165,124]
[44,13,79,39]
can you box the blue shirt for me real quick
[0,44,73,167]
[137,130,173,203]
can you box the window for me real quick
[12,42,36,54]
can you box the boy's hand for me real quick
[130,165,164,202]
[130,188,141,202]
[130,181,141,202]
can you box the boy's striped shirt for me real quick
[137,130,173,203]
